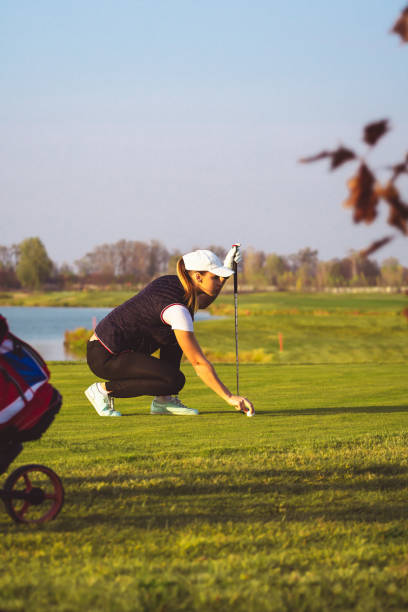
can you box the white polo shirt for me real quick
[161,304,194,332]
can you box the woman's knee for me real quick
[86,341,110,379]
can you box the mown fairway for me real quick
[1,292,407,611]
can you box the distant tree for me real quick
[75,239,170,285]
[56,263,77,288]
[264,253,289,286]
[337,257,354,283]
[75,243,116,284]
[380,257,405,286]
[347,251,380,286]
[288,248,318,274]
[289,248,319,289]
[242,248,266,286]
[15,237,53,290]
[113,240,147,280]
[0,244,19,288]
[316,260,345,288]
[0,245,17,268]
[147,240,169,278]
[60,237,408,291]
[167,249,182,274]
[277,269,296,290]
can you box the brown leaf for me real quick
[377,182,408,234]
[343,163,379,224]
[359,236,394,257]
[391,6,408,43]
[389,152,408,182]
[388,206,408,234]
[330,147,357,169]
[299,150,332,164]
[363,120,390,146]
[299,146,356,170]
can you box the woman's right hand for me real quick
[226,395,255,416]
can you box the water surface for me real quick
[1,306,112,360]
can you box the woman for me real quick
[84,247,254,417]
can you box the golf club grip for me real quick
[233,261,238,292]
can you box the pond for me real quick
[0,306,213,360]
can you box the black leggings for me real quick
[86,340,185,398]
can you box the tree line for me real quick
[1,237,407,291]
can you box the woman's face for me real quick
[195,272,225,297]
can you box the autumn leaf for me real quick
[331,147,357,169]
[388,207,408,234]
[343,163,379,224]
[300,4,408,252]
[299,150,331,164]
[376,182,408,234]
[359,236,393,257]
[363,120,390,146]
[389,152,408,182]
[299,146,356,170]
[391,6,408,43]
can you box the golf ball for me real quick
[246,408,255,418]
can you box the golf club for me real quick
[232,244,255,417]
[232,243,240,395]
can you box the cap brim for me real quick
[211,266,234,278]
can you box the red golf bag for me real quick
[0,314,62,474]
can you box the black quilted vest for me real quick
[95,275,193,354]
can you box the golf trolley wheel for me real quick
[4,464,64,524]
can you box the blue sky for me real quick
[1,0,407,266]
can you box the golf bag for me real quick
[0,314,62,474]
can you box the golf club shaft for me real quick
[233,259,239,395]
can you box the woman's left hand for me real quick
[224,244,242,270]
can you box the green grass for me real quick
[0,289,137,307]
[1,292,408,610]
[1,287,407,310]
[200,291,408,365]
[58,290,408,364]
[1,360,408,611]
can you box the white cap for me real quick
[182,250,234,277]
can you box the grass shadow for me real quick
[37,463,408,532]
[260,405,408,417]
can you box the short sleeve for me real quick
[161,304,194,332]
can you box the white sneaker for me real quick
[84,383,122,417]
[107,395,122,417]
[150,396,199,416]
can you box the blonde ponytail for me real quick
[176,257,198,312]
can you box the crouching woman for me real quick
[84,247,254,417]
